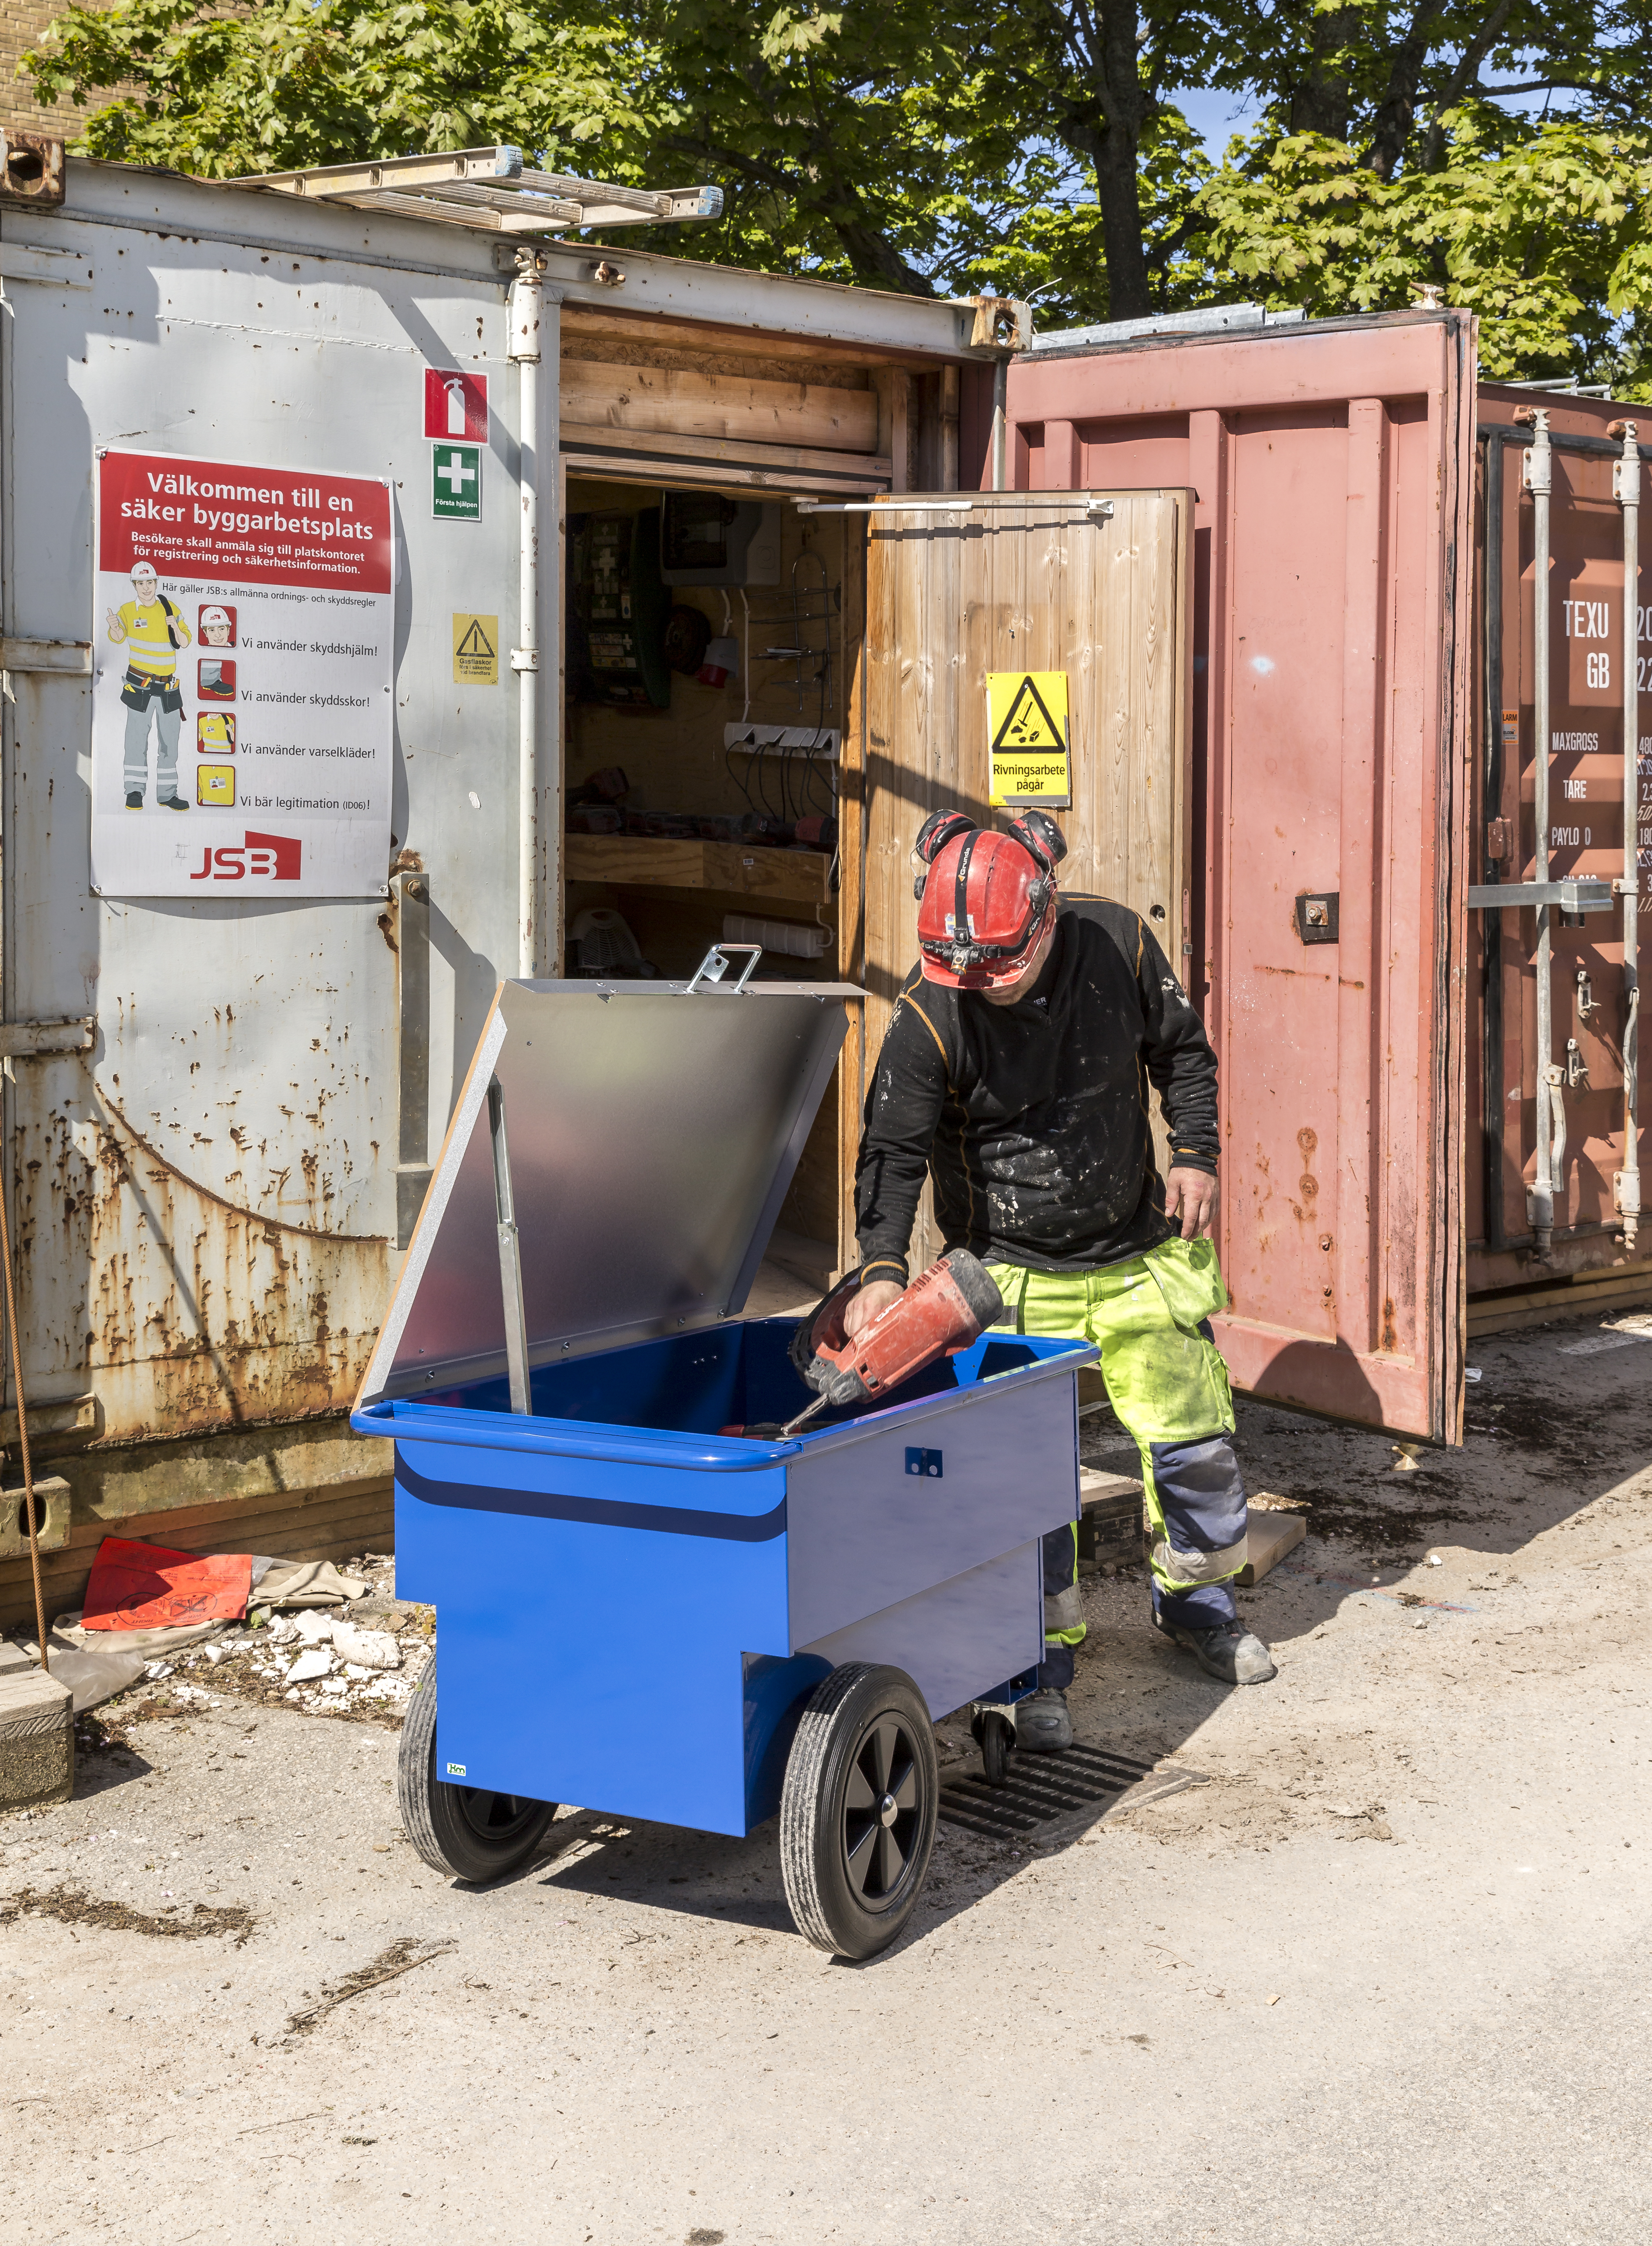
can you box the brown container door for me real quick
[855,488,1194,1274]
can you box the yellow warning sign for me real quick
[987,670,1071,807]
[453,612,499,685]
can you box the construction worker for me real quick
[848,807,1275,1752]
[106,560,191,810]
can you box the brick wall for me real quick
[3,0,96,137]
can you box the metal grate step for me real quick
[938,1740,1200,1841]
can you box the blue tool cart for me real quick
[352,953,1095,1957]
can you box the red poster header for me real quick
[98,449,392,594]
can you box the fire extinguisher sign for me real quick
[90,447,394,900]
[424,370,488,443]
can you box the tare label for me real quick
[91,448,393,898]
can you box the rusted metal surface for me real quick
[0,172,523,1449]
[1008,311,1476,1442]
[2,157,991,1479]
[1472,391,1652,1293]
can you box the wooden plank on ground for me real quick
[0,1478,395,1634]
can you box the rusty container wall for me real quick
[0,161,552,1621]
[1004,311,1476,1442]
[0,156,998,1627]
[1472,391,1652,1303]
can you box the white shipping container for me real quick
[0,147,995,1612]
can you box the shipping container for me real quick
[1471,390,1652,1326]
[0,144,1027,1626]
[19,146,1595,1625]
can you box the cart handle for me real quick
[685,942,761,994]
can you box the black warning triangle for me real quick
[991,675,1065,752]
[457,618,496,659]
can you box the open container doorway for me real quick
[561,473,863,1283]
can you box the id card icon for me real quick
[197,763,235,807]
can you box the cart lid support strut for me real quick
[488,1078,533,1415]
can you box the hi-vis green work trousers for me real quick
[985,1237,1249,1679]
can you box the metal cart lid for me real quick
[356,968,858,1406]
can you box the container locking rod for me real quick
[1518,406,1557,1252]
[488,1078,532,1415]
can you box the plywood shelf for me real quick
[564,833,834,904]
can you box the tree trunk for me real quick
[1043,0,1154,322]
[1366,4,1438,180]
[1287,4,1359,140]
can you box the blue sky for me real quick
[1176,88,1263,161]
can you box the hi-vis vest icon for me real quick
[198,712,235,754]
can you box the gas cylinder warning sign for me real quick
[988,671,1071,807]
[91,448,394,898]
[453,613,499,684]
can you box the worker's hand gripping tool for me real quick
[781,1251,1006,1435]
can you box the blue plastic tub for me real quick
[354,1317,1092,1835]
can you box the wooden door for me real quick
[845,489,1194,1274]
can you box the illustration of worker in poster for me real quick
[106,559,192,811]
[92,451,394,898]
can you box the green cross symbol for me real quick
[431,443,482,522]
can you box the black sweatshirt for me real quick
[854,897,1220,1283]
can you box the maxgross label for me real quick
[90,448,393,899]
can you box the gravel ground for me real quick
[3,1312,1651,2243]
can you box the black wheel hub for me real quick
[450,1783,547,1851]
[841,1714,924,1909]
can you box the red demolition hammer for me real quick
[771,1252,1005,1436]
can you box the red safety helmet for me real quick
[912,808,1067,989]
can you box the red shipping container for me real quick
[1003,308,1476,1442]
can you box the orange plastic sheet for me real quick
[80,1536,252,1631]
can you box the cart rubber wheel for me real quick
[397,1652,560,1885]
[780,1661,937,1960]
[980,1710,1013,1788]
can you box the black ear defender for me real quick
[912,809,977,901]
[1006,808,1067,876]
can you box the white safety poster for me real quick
[91,448,394,897]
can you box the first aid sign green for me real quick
[431,443,481,522]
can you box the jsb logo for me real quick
[189,829,302,882]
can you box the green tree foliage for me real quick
[21,0,1652,387]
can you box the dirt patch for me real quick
[284,1935,453,2038]
[0,1884,255,1944]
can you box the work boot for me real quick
[125,790,144,809]
[1154,1613,1276,1685]
[1014,1686,1072,1751]
[158,794,190,811]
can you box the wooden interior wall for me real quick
[857,489,1193,1273]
